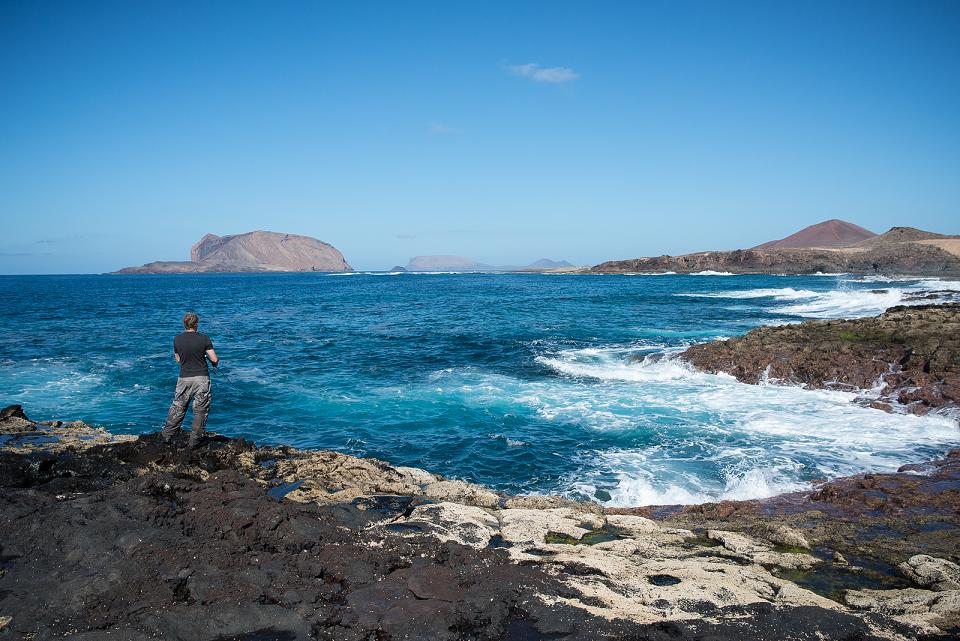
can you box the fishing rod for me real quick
[211,365,242,392]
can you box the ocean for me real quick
[2,271,958,506]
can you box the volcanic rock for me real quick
[899,555,960,591]
[2,408,934,640]
[681,303,960,415]
[592,224,960,275]
[115,231,352,273]
[753,219,876,250]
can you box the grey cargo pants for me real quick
[162,376,211,447]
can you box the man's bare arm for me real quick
[174,352,181,363]
[206,348,219,367]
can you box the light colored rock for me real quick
[423,480,500,508]
[605,514,661,536]
[899,555,960,591]
[498,508,605,546]
[846,588,960,635]
[708,530,818,570]
[275,451,424,504]
[395,466,438,486]
[503,495,602,514]
[753,551,819,570]
[0,616,10,631]
[752,523,810,549]
[0,413,134,455]
[534,534,840,624]
[707,530,768,556]
[403,502,498,548]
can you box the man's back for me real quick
[174,331,213,377]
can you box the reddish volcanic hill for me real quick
[753,219,876,250]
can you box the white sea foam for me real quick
[536,349,691,383]
[408,271,470,275]
[566,453,809,506]
[689,270,736,276]
[773,288,907,318]
[918,278,960,291]
[676,278,960,320]
[528,346,960,505]
[621,271,677,276]
[677,287,820,301]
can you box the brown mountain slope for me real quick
[753,219,876,250]
[852,226,957,247]
[115,231,352,274]
[591,225,960,276]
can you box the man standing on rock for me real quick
[162,312,219,448]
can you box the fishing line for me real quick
[211,366,242,392]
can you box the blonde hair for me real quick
[183,312,199,330]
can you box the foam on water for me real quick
[3,272,957,508]
[621,272,677,276]
[534,347,959,505]
[677,277,960,319]
[773,288,908,318]
[677,287,820,300]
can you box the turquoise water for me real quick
[2,272,958,505]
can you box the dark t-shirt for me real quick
[174,331,214,378]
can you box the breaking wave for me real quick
[6,272,959,509]
[536,346,959,506]
[677,277,960,319]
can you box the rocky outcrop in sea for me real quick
[682,303,960,416]
[114,231,352,274]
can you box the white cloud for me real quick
[507,63,579,84]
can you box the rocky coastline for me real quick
[589,227,960,276]
[682,303,959,416]
[2,306,959,640]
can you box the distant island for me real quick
[404,256,574,272]
[591,219,960,276]
[114,231,352,274]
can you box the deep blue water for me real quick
[2,272,958,505]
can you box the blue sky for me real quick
[1,1,959,273]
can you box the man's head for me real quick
[183,312,199,331]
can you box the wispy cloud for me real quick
[507,63,579,84]
[35,234,82,245]
[429,122,456,135]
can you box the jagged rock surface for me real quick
[681,303,960,415]
[0,407,935,640]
